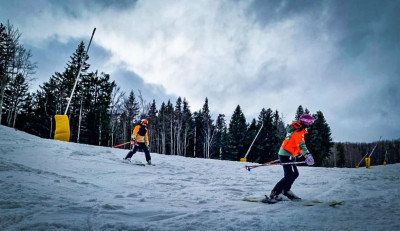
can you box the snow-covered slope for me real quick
[1,125,399,231]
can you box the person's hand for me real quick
[305,154,314,165]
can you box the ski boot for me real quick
[147,160,152,165]
[261,191,282,204]
[283,190,301,200]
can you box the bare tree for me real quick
[109,84,125,146]
[5,74,29,127]
[0,21,36,124]
[138,90,149,119]
[202,126,216,159]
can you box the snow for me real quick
[0,125,399,231]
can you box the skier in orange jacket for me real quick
[123,119,152,165]
[262,114,314,203]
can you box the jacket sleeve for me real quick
[145,131,149,146]
[299,141,310,155]
[131,126,139,140]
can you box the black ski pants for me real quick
[125,142,151,162]
[272,155,299,195]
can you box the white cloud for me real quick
[2,0,339,126]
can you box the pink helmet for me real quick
[299,114,314,127]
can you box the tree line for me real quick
[329,140,400,168]
[2,21,396,167]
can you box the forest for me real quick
[1,21,398,167]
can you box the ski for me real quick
[242,196,286,204]
[132,162,146,166]
[242,197,344,207]
[122,159,146,166]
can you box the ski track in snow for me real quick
[0,125,399,231]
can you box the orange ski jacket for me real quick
[132,125,149,146]
[279,122,310,157]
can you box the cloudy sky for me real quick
[1,0,399,142]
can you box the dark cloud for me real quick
[246,0,400,141]
[110,69,175,107]
[326,0,400,57]
[26,39,112,91]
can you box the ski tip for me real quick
[242,197,261,202]
[329,200,344,207]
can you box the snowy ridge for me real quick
[0,125,399,231]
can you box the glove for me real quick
[305,154,314,166]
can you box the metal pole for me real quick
[368,136,382,158]
[64,28,96,115]
[243,124,263,159]
[356,136,382,167]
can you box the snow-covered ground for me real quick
[1,125,399,231]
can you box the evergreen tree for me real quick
[80,71,113,145]
[255,108,277,163]
[295,105,304,120]
[193,110,204,158]
[158,102,167,154]
[147,100,158,152]
[182,98,194,157]
[306,111,333,166]
[65,41,90,142]
[32,41,90,140]
[174,97,183,155]
[215,114,228,160]
[336,143,346,167]
[273,110,286,142]
[16,92,34,132]
[165,100,174,155]
[226,105,247,161]
[123,90,140,141]
[201,98,214,158]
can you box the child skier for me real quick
[262,114,314,203]
[123,119,152,165]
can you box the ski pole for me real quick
[112,141,130,148]
[244,159,279,171]
[245,161,303,171]
[245,154,314,171]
